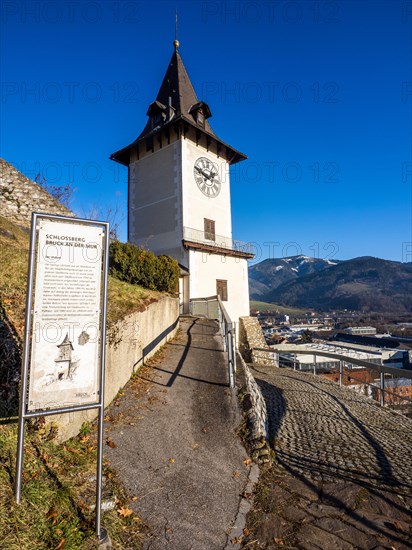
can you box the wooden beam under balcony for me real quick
[182,239,255,259]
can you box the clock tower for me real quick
[111,40,253,328]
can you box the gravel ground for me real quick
[104,317,251,550]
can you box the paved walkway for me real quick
[244,366,412,549]
[104,317,249,550]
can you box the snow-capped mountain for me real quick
[249,256,412,313]
[249,255,338,299]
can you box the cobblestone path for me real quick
[242,366,412,549]
[253,366,412,492]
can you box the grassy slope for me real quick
[0,215,166,548]
[250,300,310,315]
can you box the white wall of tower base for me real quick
[188,249,250,329]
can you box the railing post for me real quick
[339,360,343,386]
[227,324,235,389]
[233,329,237,374]
[293,354,296,371]
[380,372,385,406]
[313,355,317,376]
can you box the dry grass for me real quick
[0,217,30,334]
[0,421,146,549]
[107,277,160,326]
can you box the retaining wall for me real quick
[54,296,179,441]
[238,353,268,439]
[237,317,272,463]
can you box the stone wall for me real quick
[239,316,276,366]
[237,352,270,464]
[237,318,273,462]
[0,158,72,226]
[53,296,179,441]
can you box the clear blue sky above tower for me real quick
[1,0,411,263]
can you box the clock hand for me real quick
[195,165,207,177]
[195,166,213,180]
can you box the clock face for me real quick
[194,157,221,198]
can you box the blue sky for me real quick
[1,0,411,263]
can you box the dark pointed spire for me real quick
[111,44,247,166]
[137,48,216,140]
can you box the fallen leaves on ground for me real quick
[56,538,65,549]
[168,458,175,464]
[243,458,252,466]
[46,508,58,524]
[232,470,240,478]
[393,520,405,532]
[106,437,117,449]
[118,507,133,518]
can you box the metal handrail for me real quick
[251,346,412,408]
[183,226,254,255]
[189,295,236,389]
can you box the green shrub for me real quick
[156,255,180,292]
[109,241,179,293]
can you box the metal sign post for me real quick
[15,212,109,541]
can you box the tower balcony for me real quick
[182,226,255,259]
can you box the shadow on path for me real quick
[277,460,410,547]
[166,318,196,387]
[137,318,228,389]
[286,374,400,488]
[249,367,412,546]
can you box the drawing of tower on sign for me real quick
[54,333,79,381]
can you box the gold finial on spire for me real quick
[173,9,179,50]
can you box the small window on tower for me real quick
[197,110,205,127]
[216,279,228,302]
[204,218,215,241]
